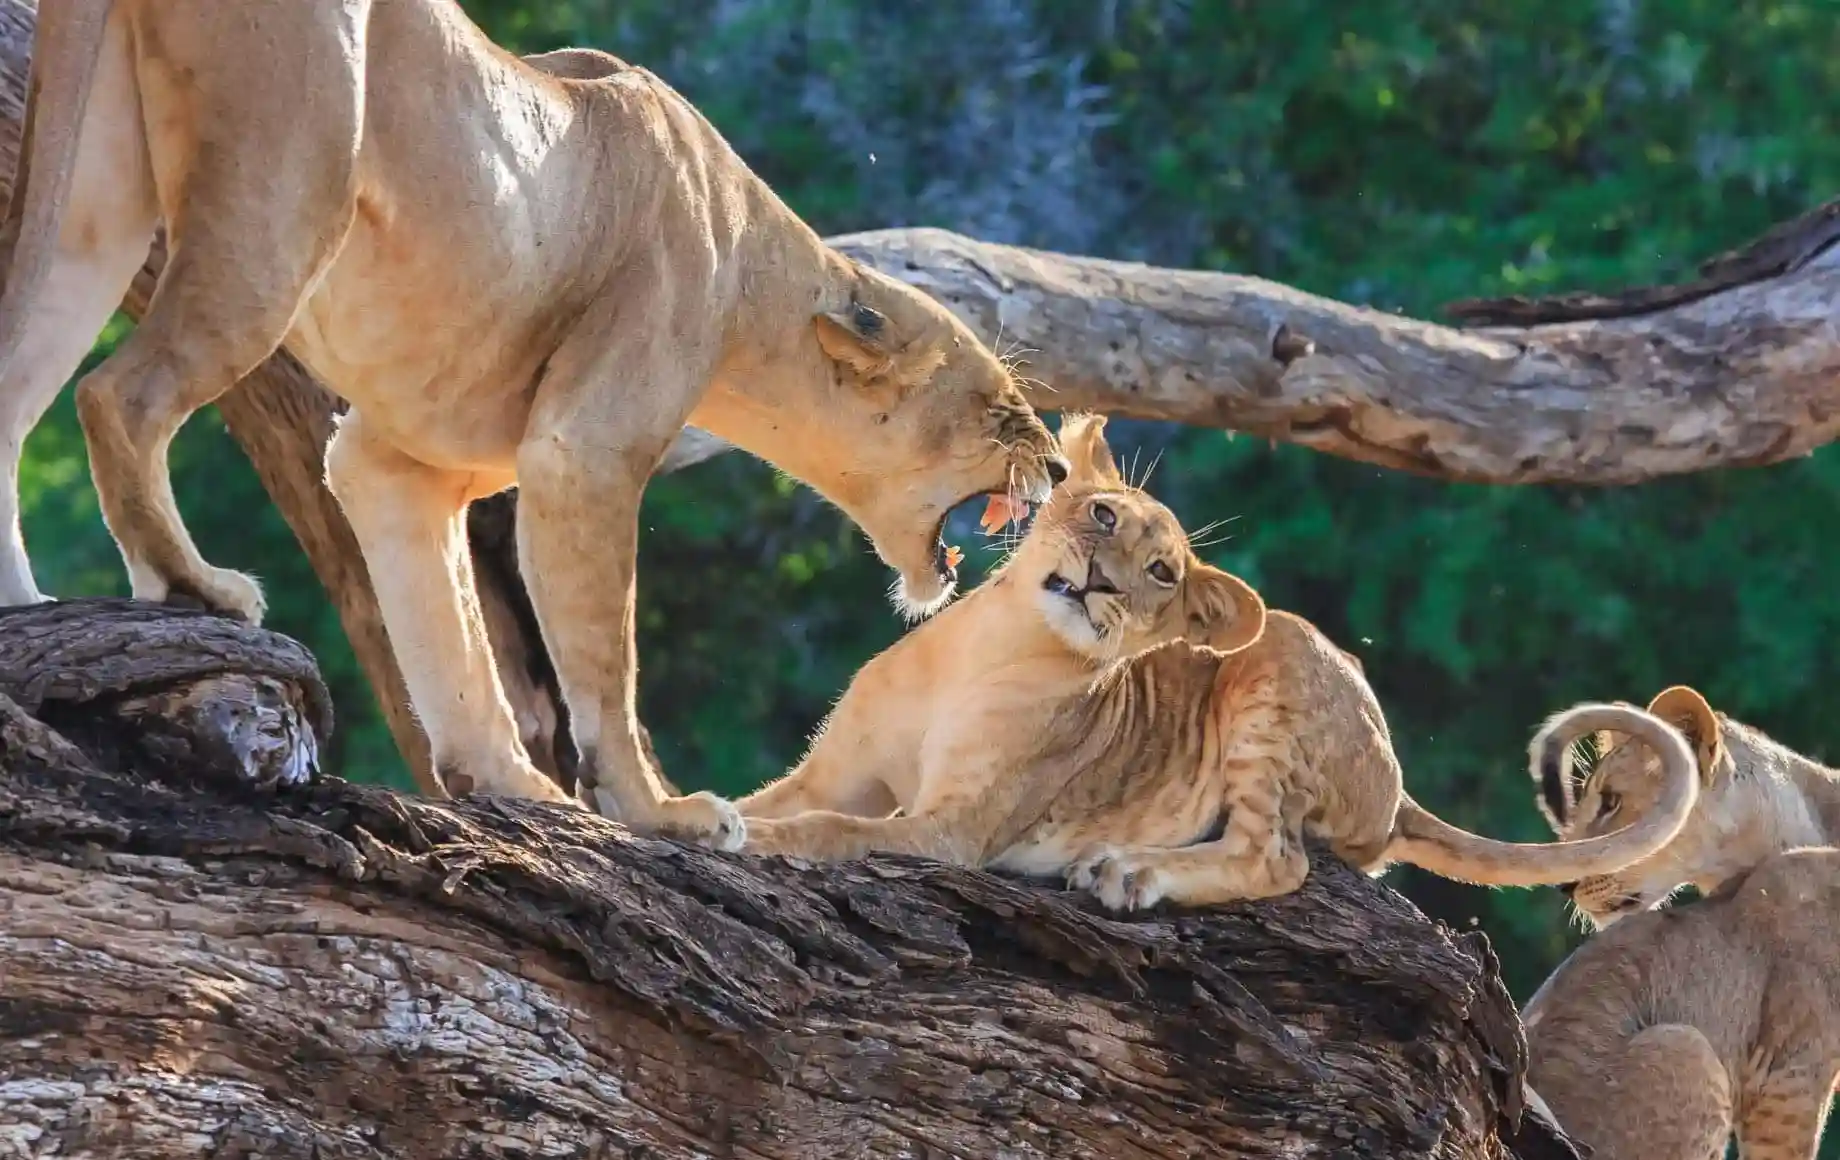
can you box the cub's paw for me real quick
[1067,849,1168,912]
[653,790,747,852]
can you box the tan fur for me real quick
[737,417,1701,910]
[0,2,1063,848]
[1520,847,1840,1160]
[1534,683,1840,929]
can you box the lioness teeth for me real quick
[979,494,1030,535]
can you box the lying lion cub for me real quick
[741,414,1699,908]
[1533,683,1840,928]
[1520,846,1840,1160]
[0,6,1064,848]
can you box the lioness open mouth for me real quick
[931,490,1036,584]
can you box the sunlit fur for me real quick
[1535,683,1840,930]
[1520,848,1840,1160]
[736,417,1700,915]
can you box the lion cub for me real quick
[1534,683,1840,928]
[1520,846,1840,1160]
[737,413,1268,852]
[740,415,1700,911]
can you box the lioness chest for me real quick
[280,0,751,474]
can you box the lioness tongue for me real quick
[979,494,1030,535]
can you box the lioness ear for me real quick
[1646,685,1725,785]
[814,301,898,377]
[1058,412,1124,489]
[813,301,947,387]
[1184,563,1267,654]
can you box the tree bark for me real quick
[0,600,1577,1160]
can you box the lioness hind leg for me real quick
[0,10,157,606]
[77,0,368,623]
[325,410,565,803]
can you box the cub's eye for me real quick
[1599,791,1621,817]
[1147,560,1176,585]
[1091,502,1117,531]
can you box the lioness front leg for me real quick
[513,321,742,850]
[325,411,565,803]
[1068,783,1312,910]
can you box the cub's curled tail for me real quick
[1385,704,1697,888]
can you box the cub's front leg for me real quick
[744,718,1014,864]
[737,659,915,820]
[744,809,976,864]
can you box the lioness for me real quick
[1534,683,1840,928]
[739,414,1699,907]
[1520,846,1840,1160]
[0,3,1064,847]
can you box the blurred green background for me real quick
[21,0,1840,1094]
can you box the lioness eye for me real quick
[1147,560,1175,585]
[1091,502,1117,531]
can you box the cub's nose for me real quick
[1045,456,1071,486]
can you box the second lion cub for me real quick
[740,414,1700,909]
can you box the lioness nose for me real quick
[1045,456,1071,486]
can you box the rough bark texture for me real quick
[0,601,1579,1159]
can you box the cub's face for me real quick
[1539,686,1734,929]
[1011,413,1265,662]
[805,266,1066,621]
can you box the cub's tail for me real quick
[1386,704,1697,888]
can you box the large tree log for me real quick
[0,600,1579,1159]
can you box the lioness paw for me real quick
[654,790,747,852]
[152,565,268,626]
[1068,850,1169,912]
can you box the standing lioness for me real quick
[0,3,1065,848]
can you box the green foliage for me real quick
[16,10,1840,1142]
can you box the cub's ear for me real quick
[813,301,946,387]
[1184,563,1266,654]
[1646,685,1725,785]
[1058,412,1124,489]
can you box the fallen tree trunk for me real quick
[0,600,1578,1159]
